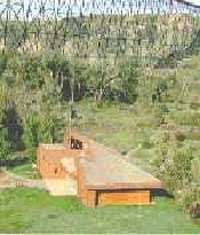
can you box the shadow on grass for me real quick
[151,188,173,198]
[0,157,29,168]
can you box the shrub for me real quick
[175,132,186,142]
[189,202,200,219]
[0,127,11,162]
[164,147,194,192]
[141,141,153,149]
[186,129,200,141]
[181,187,200,218]
[23,55,46,89]
[152,130,199,218]
[190,102,200,110]
[2,106,23,151]
[22,113,39,161]
[191,157,200,185]
[170,111,200,127]
[151,131,171,177]
[152,132,193,190]
[38,115,56,144]
[0,53,8,76]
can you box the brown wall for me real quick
[37,145,83,179]
[37,147,66,179]
[76,158,96,207]
[97,190,151,206]
[37,130,94,180]
[77,183,151,207]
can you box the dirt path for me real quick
[44,177,77,196]
[0,168,76,196]
[0,168,46,190]
[0,169,16,188]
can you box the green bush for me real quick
[38,115,56,144]
[170,111,200,127]
[191,157,200,185]
[163,147,194,192]
[181,187,200,218]
[22,113,39,161]
[22,112,59,161]
[23,55,46,89]
[184,129,200,141]
[2,106,24,151]
[152,132,193,190]
[0,127,11,161]
[151,131,171,177]
[175,132,186,142]
[152,132,199,218]
[141,141,153,149]
[190,102,200,110]
[0,53,8,76]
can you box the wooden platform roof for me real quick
[79,141,162,190]
[39,143,66,150]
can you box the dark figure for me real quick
[71,105,78,120]
[152,94,157,104]
[156,87,162,102]
[71,137,83,150]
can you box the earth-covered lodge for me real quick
[37,130,162,207]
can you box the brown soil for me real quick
[0,169,16,188]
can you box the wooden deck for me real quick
[77,139,162,207]
[79,141,162,190]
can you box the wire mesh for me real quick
[0,0,199,65]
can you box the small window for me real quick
[70,138,83,150]
[54,168,58,175]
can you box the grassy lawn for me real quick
[0,188,199,234]
[8,163,40,179]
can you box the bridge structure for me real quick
[0,0,199,66]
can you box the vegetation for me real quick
[0,50,199,219]
[9,163,40,179]
[0,127,10,161]
[0,188,199,234]
[0,13,199,232]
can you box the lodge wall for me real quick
[37,145,83,179]
[37,130,91,180]
[37,130,160,207]
[77,158,152,207]
[97,189,151,205]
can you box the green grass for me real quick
[74,100,200,174]
[5,100,199,234]
[3,55,200,234]
[9,164,40,179]
[78,101,159,153]
[0,188,199,234]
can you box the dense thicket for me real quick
[0,50,142,156]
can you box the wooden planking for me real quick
[86,190,97,208]
[77,158,151,207]
[77,158,97,208]
[77,158,89,206]
[98,190,150,205]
